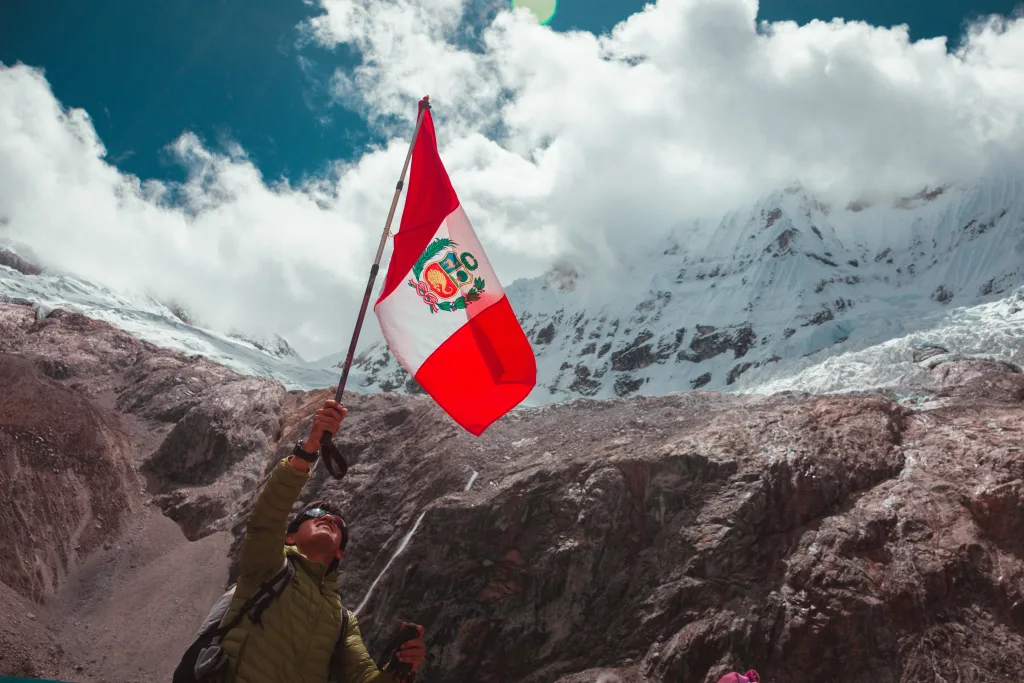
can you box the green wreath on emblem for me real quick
[437,277,486,311]
[412,237,455,281]
[412,238,486,313]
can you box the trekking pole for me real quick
[318,96,431,479]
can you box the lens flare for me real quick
[511,0,557,25]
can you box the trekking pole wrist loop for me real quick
[293,440,320,462]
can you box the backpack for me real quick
[172,557,350,683]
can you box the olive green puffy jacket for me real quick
[218,457,401,683]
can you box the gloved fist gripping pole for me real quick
[316,97,430,480]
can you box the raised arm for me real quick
[236,456,309,579]
[236,399,347,579]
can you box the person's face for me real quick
[287,509,346,562]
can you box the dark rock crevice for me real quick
[0,249,42,276]
[678,324,756,363]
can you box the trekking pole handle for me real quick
[381,622,422,678]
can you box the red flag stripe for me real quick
[413,295,536,436]
[377,103,458,304]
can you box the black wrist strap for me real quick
[292,441,319,463]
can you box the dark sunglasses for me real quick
[304,507,346,530]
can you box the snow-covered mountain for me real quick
[0,249,346,390]
[226,332,302,361]
[355,175,1024,401]
[2,174,1023,404]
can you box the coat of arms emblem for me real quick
[408,238,486,313]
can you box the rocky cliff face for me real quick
[271,358,1024,683]
[3,299,1024,682]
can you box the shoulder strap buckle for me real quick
[212,558,294,639]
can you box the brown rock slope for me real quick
[2,299,1024,683]
[0,354,138,602]
[0,303,260,681]
[264,362,1024,683]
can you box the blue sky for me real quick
[1,0,1018,187]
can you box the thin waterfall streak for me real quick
[354,510,429,616]
[465,469,479,492]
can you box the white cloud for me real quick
[2,0,1024,359]
[307,0,1024,255]
[0,64,406,358]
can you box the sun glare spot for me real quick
[511,0,557,25]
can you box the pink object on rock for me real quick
[717,671,760,683]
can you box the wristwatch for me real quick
[292,440,319,463]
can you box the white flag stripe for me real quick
[442,205,505,317]
[374,205,504,375]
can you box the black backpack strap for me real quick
[211,558,295,640]
[249,560,295,624]
[327,606,350,683]
[176,557,297,683]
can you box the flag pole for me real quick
[318,95,431,479]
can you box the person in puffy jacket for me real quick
[218,399,426,683]
[717,670,759,683]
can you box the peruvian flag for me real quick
[373,100,536,436]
